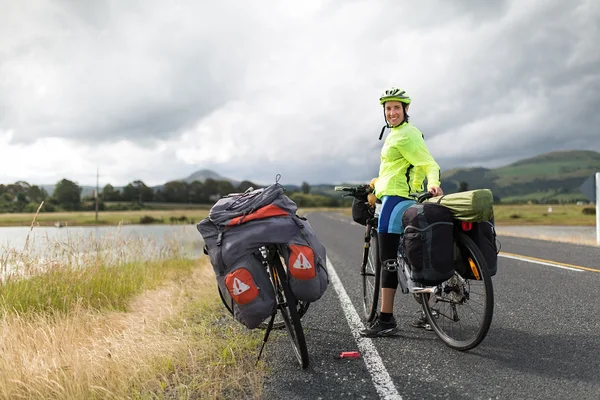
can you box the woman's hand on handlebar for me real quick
[428,186,443,197]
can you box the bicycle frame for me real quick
[396,256,438,295]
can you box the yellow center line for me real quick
[500,251,600,273]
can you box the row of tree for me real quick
[102,179,257,204]
[0,178,325,213]
[0,182,49,213]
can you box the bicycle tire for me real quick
[420,232,494,351]
[362,227,381,322]
[272,256,309,369]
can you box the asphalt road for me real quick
[261,212,600,400]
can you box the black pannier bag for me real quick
[351,195,373,225]
[401,203,455,286]
[455,220,498,279]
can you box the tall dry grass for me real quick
[0,260,265,399]
[0,208,266,399]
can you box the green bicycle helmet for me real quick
[379,87,411,105]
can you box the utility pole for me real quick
[95,167,99,222]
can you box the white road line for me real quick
[499,254,583,272]
[326,258,402,400]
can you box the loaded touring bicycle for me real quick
[337,185,497,351]
[197,181,328,368]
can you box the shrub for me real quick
[140,215,157,224]
[582,207,596,215]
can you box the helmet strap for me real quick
[379,107,389,140]
[379,102,410,140]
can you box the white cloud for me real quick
[0,0,598,186]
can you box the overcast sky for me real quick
[1,0,599,187]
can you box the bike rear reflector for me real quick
[468,258,481,280]
[461,222,473,231]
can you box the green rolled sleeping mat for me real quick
[425,189,494,222]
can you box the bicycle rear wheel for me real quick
[272,256,309,369]
[421,232,494,351]
[362,227,381,322]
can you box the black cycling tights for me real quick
[379,232,401,289]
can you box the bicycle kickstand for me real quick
[256,311,277,365]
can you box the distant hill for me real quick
[442,150,600,202]
[183,169,240,186]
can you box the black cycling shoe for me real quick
[360,315,399,337]
[410,311,433,331]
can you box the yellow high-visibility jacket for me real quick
[375,121,440,199]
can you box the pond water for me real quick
[0,224,204,257]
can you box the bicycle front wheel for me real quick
[273,257,309,369]
[362,227,381,322]
[421,232,494,351]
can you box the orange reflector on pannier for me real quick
[288,245,316,280]
[225,268,260,305]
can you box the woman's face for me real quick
[384,101,405,126]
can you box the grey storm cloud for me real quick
[0,0,599,186]
[1,0,258,144]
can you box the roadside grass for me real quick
[0,257,194,316]
[0,231,266,399]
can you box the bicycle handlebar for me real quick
[333,185,372,198]
[334,185,434,204]
[410,191,434,203]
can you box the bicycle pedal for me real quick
[412,287,436,294]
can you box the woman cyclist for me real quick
[360,87,444,338]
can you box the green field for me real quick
[0,209,210,227]
[0,204,595,227]
[492,204,596,225]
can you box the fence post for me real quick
[596,172,600,246]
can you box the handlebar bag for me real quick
[352,196,374,225]
[402,203,455,286]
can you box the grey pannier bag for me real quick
[197,183,328,329]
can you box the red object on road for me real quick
[340,351,361,359]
